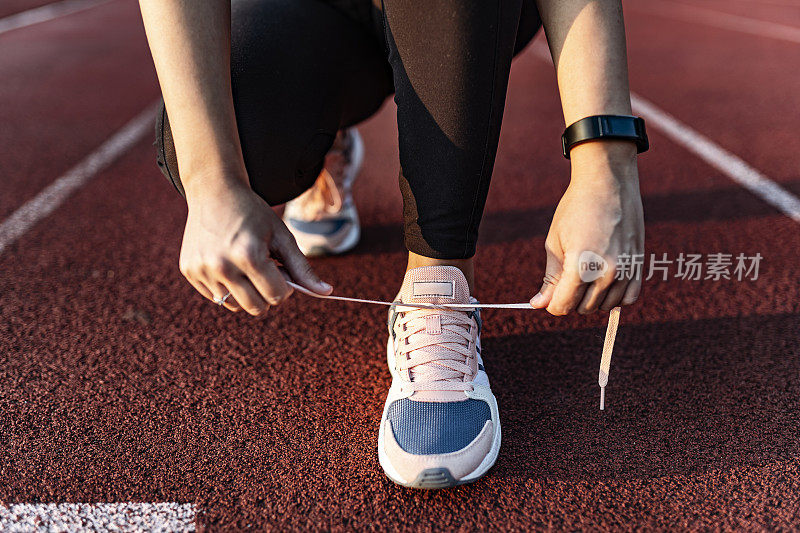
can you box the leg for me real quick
[382,0,541,287]
[379,4,541,489]
[156,0,392,205]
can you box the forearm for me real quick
[535,0,637,171]
[139,0,247,195]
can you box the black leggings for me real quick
[156,0,542,259]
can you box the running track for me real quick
[1,0,799,530]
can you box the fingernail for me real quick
[530,293,545,307]
[320,281,332,292]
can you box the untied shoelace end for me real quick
[598,306,621,411]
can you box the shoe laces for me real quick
[288,279,624,411]
[394,307,477,392]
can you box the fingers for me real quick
[576,261,618,314]
[185,277,214,301]
[182,268,243,312]
[182,253,270,316]
[228,237,294,308]
[180,236,312,316]
[621,278,641,306]
[530,249,561,309]
[532,249,642,316]
[220,273,270,316]
[181,259,239,312]
[532,252,589,316]
[202,258,266,315]
[547,267,589,315]
[272,232,333,295]
[240,258,294,307]
[206,280,243,313]
[601,277,641,311]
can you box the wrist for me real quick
[569,140,638,183]
[183,165,251,205]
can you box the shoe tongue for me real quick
[399,266,470,305]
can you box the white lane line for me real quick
[627,0,800,44]
[0,503,196,532]
[631,95,800,223]
[0,104,157,255]
[0,0,114,36]
[530,43,800,224]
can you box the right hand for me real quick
[178,178,333,316]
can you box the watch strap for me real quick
[562,115,649,159]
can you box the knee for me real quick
[240,123,336,206]
[153,98,336,206]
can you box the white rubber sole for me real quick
[296,217,361,257]
[377,337,501,489]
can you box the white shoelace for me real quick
[287,281,620,410]
[394,307,477,392]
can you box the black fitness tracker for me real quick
[561,115,649,159]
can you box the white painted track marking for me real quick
[0,0,114,36]
[531,43,800,225]
[0,503,196,532]
[630,95,800,224]
[627,0,800,44]
[0,104,157,255]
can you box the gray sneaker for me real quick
[283,128,364,257]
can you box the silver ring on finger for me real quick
[213,291,232,306]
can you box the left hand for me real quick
[530,141,644,315]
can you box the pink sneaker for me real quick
[378,266,501,489]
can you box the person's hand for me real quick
[178,177,332,315]
[531,141,644,315]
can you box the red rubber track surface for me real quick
[2,1,800,530]
[0,0,159,220]
[659,0,800,27]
